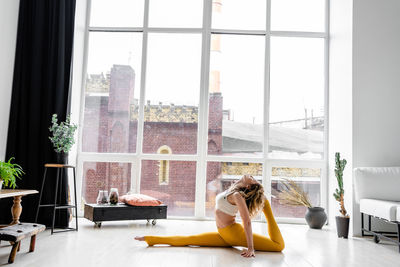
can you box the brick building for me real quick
[82,65,226,216]
[82,64,321,218]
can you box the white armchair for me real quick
[353,167,400,252]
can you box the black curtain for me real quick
[0,0,76,227]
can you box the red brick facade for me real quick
[82,65,320,218]
[82,65,223,216]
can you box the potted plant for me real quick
[278,178,327,229]
[49,114,78,164]
[333,152,350,238]
[0,157,24,190]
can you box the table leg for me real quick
[11,196,22,225]
[29,235,36,252]
[8,242,19,263]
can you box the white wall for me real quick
[0,0,20,160]
[328,0,353,232]
[352,0,400,235]
[329,0,400,236]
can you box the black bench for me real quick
[0,223,46,264]
[84,203,167,227]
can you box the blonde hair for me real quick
[227,179,265,218]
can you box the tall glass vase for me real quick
[96,190,109,204]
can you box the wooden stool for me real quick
[0,223,45,264]
[35,164,78,234]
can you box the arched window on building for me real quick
[157,145,172,185]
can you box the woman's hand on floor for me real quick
[241,248,255,258]
[134,236,145,241]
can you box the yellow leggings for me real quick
[144,200,285,252]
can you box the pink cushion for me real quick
[119,194,162,206]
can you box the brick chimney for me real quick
[108,65,135,112]
[107,65,135,153]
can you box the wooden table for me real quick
[0,189,38,225]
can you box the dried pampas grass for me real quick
[277,178,312,208]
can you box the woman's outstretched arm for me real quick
[232,192,255,258]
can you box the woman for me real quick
[135,175,284,258]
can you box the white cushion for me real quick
[354,167,400,203]
[360,199,400,221]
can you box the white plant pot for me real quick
[0,180,3,190]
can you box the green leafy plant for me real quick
[0,157,24,189]
[49,114,78,153]
[333,152,348,217]
[278,178,313,208]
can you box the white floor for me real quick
[0,218,399,267]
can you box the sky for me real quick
[87,0,325,124]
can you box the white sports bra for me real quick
[215,191,238,216]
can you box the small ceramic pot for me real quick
[305,207,327,229]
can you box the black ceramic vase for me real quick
[56,152,68,165]
[336,216,350,238]
[305,207,327,229]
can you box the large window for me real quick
[78,0,328,222]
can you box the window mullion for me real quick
[211,29,266,35]
[263,0,272,221]
[270,31,326,38]
[134,0,150,193]
[88,27,144,33]
[321,0,330,220]
[194,0,213,218]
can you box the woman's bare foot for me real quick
[134,236,145,241]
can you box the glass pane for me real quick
[269,37,324,159]
[82,162,132,204]
[149,0,203,28]
[83,33,142,153]
[208,34,264,156]
[141,160,196,216]
[212,0,266,30]
[271,167,321,218]
[90,0,144,27]
[206,162,263,220]
[271,0,325,32]
[143,33,202,154]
